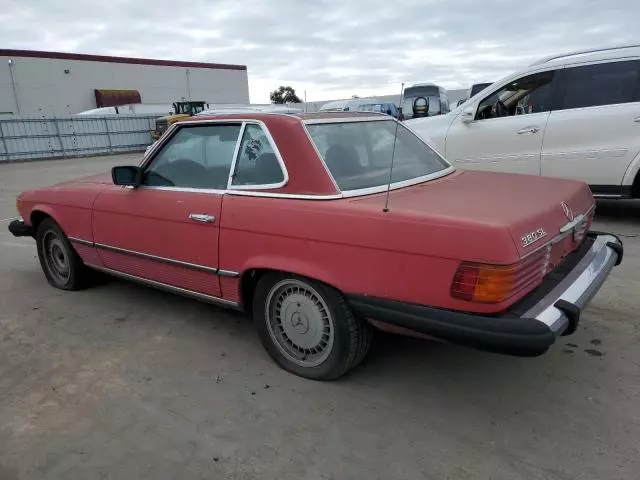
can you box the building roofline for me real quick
[0,49,247,71]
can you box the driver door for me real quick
[445,70,556,176]
[91,122,242,299]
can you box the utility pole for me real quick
[185,68,192,101]
[8,59,21,115]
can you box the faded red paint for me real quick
[16,112,595,316]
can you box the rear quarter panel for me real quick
[219,194,519,314]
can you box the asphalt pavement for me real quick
[1,154,639,480]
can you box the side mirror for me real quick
[460,107,475,124]
[112,166,142,187]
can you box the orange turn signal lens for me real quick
[451,263,518,304]
[452,247,551,304]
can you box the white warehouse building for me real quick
[0,49,250,116]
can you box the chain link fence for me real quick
[0,115,158,162]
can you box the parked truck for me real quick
[151,101,209,140]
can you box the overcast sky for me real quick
[1,0,638,102]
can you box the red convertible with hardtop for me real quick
[9,112,623,379]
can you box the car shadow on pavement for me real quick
[349,328,600,400]
[96,274,613,412]
[595,199,640,226]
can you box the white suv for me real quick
[407,44,640,199]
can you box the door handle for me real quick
[189,213,215,223]
[517,126,540,134]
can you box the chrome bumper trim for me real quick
[523,233,621,334]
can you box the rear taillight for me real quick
[451,245,551,304]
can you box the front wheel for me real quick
[253,273,372,380]
[36,218,89,290]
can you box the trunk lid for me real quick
[349,170,595,263]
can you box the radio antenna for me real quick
[383,82,405,213]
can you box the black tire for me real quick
[36,218,89,291]
[253,272,372,380]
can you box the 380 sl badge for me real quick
[521,228,547,247]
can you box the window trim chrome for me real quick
[139,119,245,171]
[226,121,247,189]
[134,115,457,201]
[227,120,290,191]
[338,166,456,198]
[140,119,289,193]
[137,186,227,195]
[226,190,342,200]
[300,121,341,192]
[303,116,455,197]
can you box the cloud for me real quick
[1,0,638,102]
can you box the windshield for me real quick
[306,120,450,191]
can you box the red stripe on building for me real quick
[0,49,247,71]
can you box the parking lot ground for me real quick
[1,155,639,480]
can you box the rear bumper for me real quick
[8,218,33,237]
[348,231,623,357]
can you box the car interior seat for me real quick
[254,152,284,184]
[324,144,362,179]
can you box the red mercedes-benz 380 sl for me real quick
[9,112,622,379]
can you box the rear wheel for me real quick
[253,273,372,380]
[36,218,89,290]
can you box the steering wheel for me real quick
[494,100,509,117]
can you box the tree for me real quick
[270,85,302,104]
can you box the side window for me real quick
[476,71,555,120]
[231,124,285,187]
[143,124,241,189]
[557,60,640,110]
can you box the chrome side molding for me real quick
[68,237,240,277]
[86,264,241,309]
[94,242,219,273]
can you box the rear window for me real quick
[306,120,450,191]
